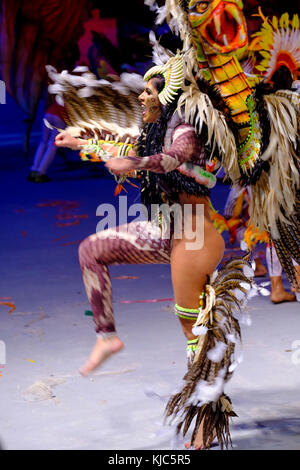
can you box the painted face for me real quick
[188,0,248,56]
[138,79,162,123]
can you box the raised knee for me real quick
[78,234,100,262]
[78,237,89,262]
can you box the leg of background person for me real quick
[292,260,300,301]
[36,115,66,175]
[30,118,51,172]
[266,245,296,303]
[251,245,267,277]
[78,221,171,375]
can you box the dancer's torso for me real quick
[140,112,215,219]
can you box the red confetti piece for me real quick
[21,231,28,238]
[120,298,174,304]
[0,302,16,313]
[36,201,63,207]
[55,214,89,221]
[36,200,80,209]
[14,208,26,214]
[61,240,82,246]
[113,276,140,280]
[55,220,80,228]
[53,235,70,243]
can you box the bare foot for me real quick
[271,290,296,304]
[271,276,296,304]
[79,336,124,376]
[254,258,267,277]
[184,420,217,450]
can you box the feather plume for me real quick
[248,91,300,285]
[46,66,144,141]
[177,60,240,183]
[149,31,174,66]
[165,255,253,449]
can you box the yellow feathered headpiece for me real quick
[143,54,184,105]
[250,9,300,80]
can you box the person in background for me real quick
[266,246,296,304]
[224,185,296,303]
[27,100,66,183]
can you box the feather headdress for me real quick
[144,54,185,105]
[250,10,300,80]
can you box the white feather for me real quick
[243,265,254,277]
[207,341,227,363]
[188,369,226,406]
[192,325,208,336]
[240,282,251,291]
[233,288,246,301]
[226,333,238,344]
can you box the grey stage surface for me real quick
[0,156,299,450]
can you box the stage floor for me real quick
[0,156,299,450]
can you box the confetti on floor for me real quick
[55,220,80,228]
[55,214,89,221]
[14,208,26,214]
[0,302,16,313]
[120,298,174,304]
[112,276,140,280]
[62,240,82,246]
[36,200,80,209]
[52,235,70,243]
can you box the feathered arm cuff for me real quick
[79,139,137,162]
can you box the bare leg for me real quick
[30,127,50,171]
[170,211,225,449]
[78,221,171,375]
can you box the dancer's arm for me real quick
[107,124,202,174]
[55,124,201,174]
[126,124,201,173]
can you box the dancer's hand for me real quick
[55,131,82,150]
[105,158,136,175]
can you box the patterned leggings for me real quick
[78,221,172,337]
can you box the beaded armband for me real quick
[80,138,137,162]
[177,162,217,189]
[186,338,199,353]
[174,304,199,321]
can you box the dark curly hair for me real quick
[137,74,209,213]
[137,74,180,157]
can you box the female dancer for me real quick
[55,71,227,449]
